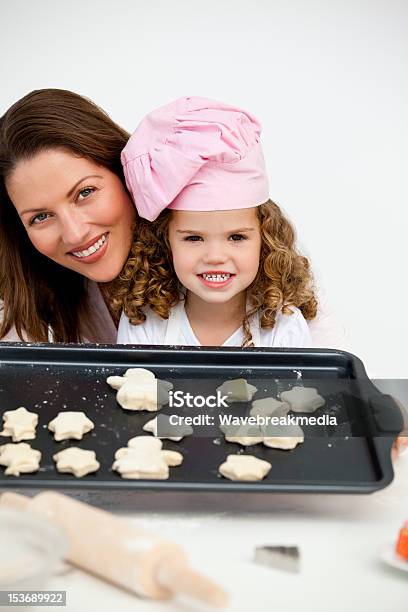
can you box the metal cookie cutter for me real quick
[254,546,300,573]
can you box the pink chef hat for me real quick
[120,96,269,222]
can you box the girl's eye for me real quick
[184,235,203,242]
[77,187,95,201]
[29,212,51,226]
[229,234,247,241]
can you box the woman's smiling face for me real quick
[6,148,136,282]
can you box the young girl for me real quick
[116,96,317,348]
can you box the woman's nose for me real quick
[59,211,89,249]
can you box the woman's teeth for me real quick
[201,273,231,282]
[71,233,107,258]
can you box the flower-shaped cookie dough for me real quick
[0,407,38,442]
[219,454,272,481]
[48,411,94,441]
[0,442,41,476]
[107,368,173,412]
[216,378,257,402]
[53,447,100,477]
[280,386,325,413]
[112,436,183,479]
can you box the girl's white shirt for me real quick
[117,300,312,348]
[1,280,347,349]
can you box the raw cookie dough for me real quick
[48,412,94,441]
[261,422,305,450]
[143,414,193,441]
[280,386,325,413]
[112,436,183,479]
[219,454,271,481]
[106,375,127,390]
[0,443,41,476]
[216,378,257,402]
[127,436,183,466]
[53,447,100,477]
[127,436,163,451]
[107,368,156,387]
[0,407,39,442]
[221,423,264,447]
[250,397,289,418]
[107,368,173,412]
[123,368,155,381]
[263,436,304,450]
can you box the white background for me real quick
[1,0,407,377]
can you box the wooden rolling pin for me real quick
[0,491,228,607]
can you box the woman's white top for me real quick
[117,301,312,347]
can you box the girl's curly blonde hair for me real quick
[109,199,318,347]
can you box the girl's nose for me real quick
[202,244,228,265]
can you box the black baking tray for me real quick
[0,343,403,494]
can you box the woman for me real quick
[0,88,136,342]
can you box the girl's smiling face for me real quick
[168,208,261,304]
[6,149,136,282]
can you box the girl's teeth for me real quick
[202,274,231,282]
[72,234,107,258]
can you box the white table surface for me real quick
[37,452,408,612]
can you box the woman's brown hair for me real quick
[111,201,318,346]
[0,88,129,342]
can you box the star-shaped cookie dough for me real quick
[112,436,183,479]
[0,407,38,442]
[250,397,289,418]
[0,442,41,476]
[220,422,264,447]
[261,421,305,450]
[53,447,100,477]
[280,386,325,413]
[143,414,193,441]
[48,411,94,441]
[262,436,304,450]
[216,378,258,402]
[219,454,272,481]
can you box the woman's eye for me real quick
[77,187,95,201]
[29,212,50,225]
[184,235,203,242]
[229,234,247,241]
